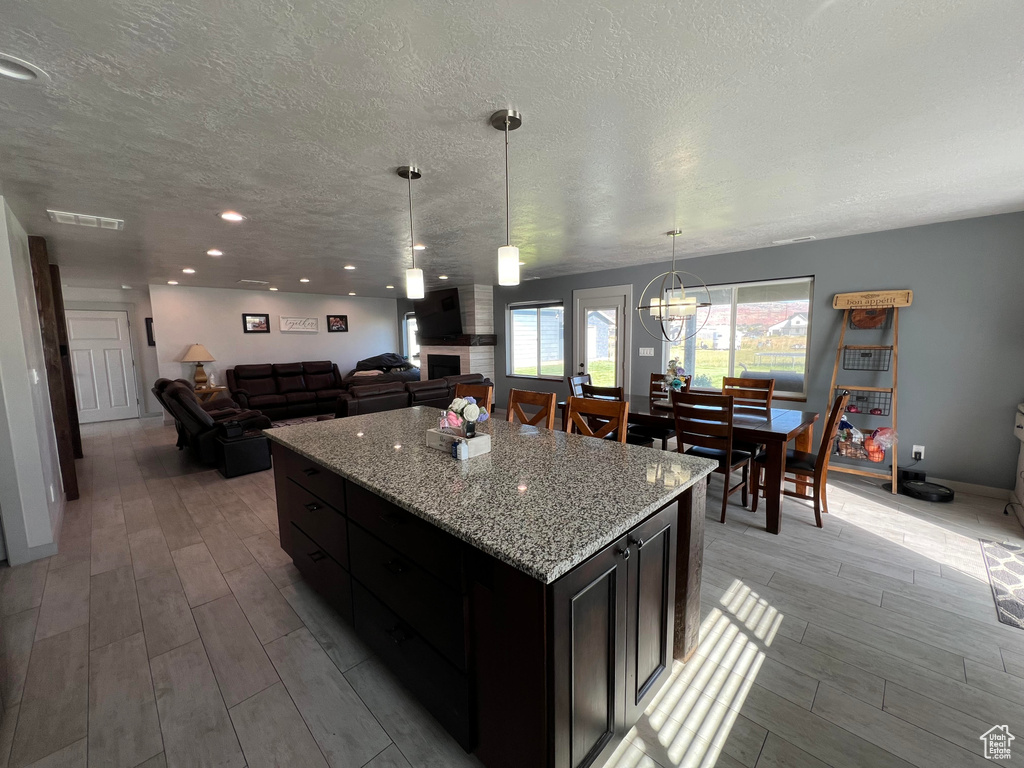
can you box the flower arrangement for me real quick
[664,359,687,392]
[442,396,489,436]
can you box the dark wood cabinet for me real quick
[270,442,681,768]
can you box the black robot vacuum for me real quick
[883,479,955,502]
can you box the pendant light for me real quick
[636,230,712,343]
[490,109,522,286]
[397,166,424,299]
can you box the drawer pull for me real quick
[302,467,320,477]
[387,625,412,645]
[618,547,631,561]
[308,550,327,563]
[628,536,645,550]
[304,502,321,512]
[384,559,407,576]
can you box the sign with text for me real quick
[833,290,913,309]
[279,316,319,333]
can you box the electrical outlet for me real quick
[912,444,925,460]
[638,347,655,357]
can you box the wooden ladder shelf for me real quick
[828,290,913,492]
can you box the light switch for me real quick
[638,347,655,357]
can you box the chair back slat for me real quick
[816,391,850,474]
[581,383,624,401]
[506,389,557,430]
[650,372,691,401]
[567,396,628,443]
[566,374,591,398]
[454,383,493,413]
[671,391,735,453]
[722,377,774,411]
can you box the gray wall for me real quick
[494,211,1024,490]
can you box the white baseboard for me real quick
[929,476,1012,501]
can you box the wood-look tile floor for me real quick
[0,416,1022,768]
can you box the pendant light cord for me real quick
[504,117,511,246]
[408,173,416,270]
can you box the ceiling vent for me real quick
[47,209,124,230]
[772,235,816,245]
[237,279,269,285]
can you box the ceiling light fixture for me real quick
[269,287,278,291]
[348,292,356,296]
[167,280,179,285]
[299,278,310,283]
[206,249,223,256]
[636,230,712,343]
[218,211,246,222]
[0,53,49,83]
[397,165,424,300]
[182,268,195,274]
[121,285,132,290]
[386,285,394,289]
[491,108,522,286]
[344,265,355,270]
[438,275,449,280]
[413,244,426,251]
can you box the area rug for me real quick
[980,540,1024,630]
[269,415,333,429]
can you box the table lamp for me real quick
[181,343,215,387]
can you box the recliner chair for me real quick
[162,382,271,464]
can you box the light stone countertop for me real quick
[264,407,717,584]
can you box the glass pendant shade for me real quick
[405,267,424,300]
[498,245,520,286]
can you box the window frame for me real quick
[403,311,420,364]
[505,300,566,381]
[663,276,814,400]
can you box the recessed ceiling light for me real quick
[167,280,179,285]
[121,285,132,290]
[438,275,449,280]
[518,261,526,265]
[46,209,123,230]
[218,211,246,222]
[269,287,278,291]
[344,265,356,270]
[299,278,309,283]
[413,244,426,251]
[237,279,268,285]
[182,268,195,274]
[386,285,394,289]
[348,292,356,296]
[206,249,223,256]
[0,53,50,83]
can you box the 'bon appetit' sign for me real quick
[279,316,319,333]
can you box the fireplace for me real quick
[427,354,461,379]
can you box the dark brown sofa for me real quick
[336,374,493,418]
[226,361,344,420]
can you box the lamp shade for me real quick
[498,245,520,286]
[405,267,424,300]
[181,343,215,363]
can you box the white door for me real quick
[573,285,632,391]
[66,310,139,423]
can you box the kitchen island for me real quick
[265,407,716,768]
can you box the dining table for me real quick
[560,394,820,535]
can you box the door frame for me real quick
[66,308,141,422]
[572,285,633,392]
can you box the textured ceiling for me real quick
[1,0,1022,296]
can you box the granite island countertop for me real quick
[265,407,717,584]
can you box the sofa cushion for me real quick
[232,365,277,397]
[273,363,304,377]
[444,373,486,387]
[304,372,336,391]
[249,393,287,408]
[315,388,344,401]
[302,361,334,375]
[407,378,448,395]
[276,375,306,394]
[285,391,316,404]
[350,381,408,398]
[234,364,274,380]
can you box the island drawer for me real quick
[273,445,347,508]
[346,482,463,590]
[282,479,349,569]
[349,524,467,670]
[287,522,353,623]
[352,582,472,749]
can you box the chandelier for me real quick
[636,230,711,343]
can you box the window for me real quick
[404,312,420,366]
[665,277,813,397]
[508,302,565,378]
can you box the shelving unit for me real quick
[827,290,913,492]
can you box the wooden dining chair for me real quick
[671,391,751,523]
[751,391,849,528]
[454,383,493,414]
[631,373,691,450]
[566,396,628,443]
[578,384,654,446]
[722,377,775,411]
[580,383,623,400]
[566,374,591,398]
[506,389,557,430]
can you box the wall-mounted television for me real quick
[413,288,463,339]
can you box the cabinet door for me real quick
[624,504,678,724]
[552,535,628,768]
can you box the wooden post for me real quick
[49,265,82,458]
